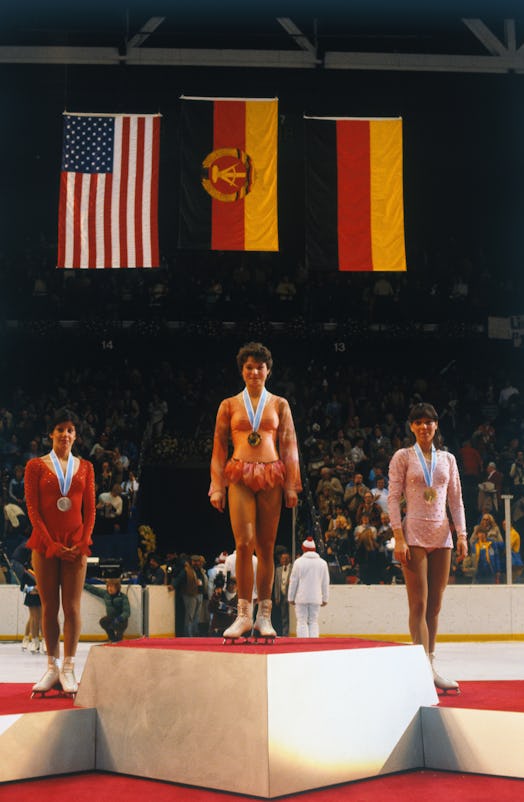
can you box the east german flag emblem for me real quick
[179,97,278,252]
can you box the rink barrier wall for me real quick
[1,584,523,641]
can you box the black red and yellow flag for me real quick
[178,96,278,251]
[305,116,407,272]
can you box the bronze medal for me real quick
[424,487,437,504]
[247,431,262,447]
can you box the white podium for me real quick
[75,638,437,798]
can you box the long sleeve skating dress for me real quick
[25,458,96,558]
[388,447,466,548]
[210,392,302,495]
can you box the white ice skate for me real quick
[223,599,253,644]
[59,658,79,695]
[31,659,61,697]
[429,653,460,694]
[252,599,276,643]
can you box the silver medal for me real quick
[57,496,72,512]
[50,450,74,513]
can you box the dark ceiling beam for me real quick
[0,46,122,65]
[0,45,318,68]
[462,18,511,56]
[1,18,523,73]
[126,47,317,68]
[127,16,166,50]
[323,51,524,73]
[504,19,517,52]
[276,17,318,57]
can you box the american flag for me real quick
[57,113,161,269]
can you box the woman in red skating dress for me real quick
[209,343,302,639]
[25,408,96,694]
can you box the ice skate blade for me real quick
[222,636,249,645]
[31,682,78,699]
[436,685,460,696]
[251,633,276,645]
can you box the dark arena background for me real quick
[1,0,524,566]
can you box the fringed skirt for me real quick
[225,458,286,492]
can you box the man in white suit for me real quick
[288,537,329,638]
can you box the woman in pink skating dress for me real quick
[388,402,468,692]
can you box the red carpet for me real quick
[2,642,523,801]
[437,681,524,713]
[112,635,399,654]
[1,769,523,801]
[3,679,524,715]
[0,683,77,714]
[2,642,523,800]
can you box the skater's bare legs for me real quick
[228,482,257,600]
[60,555,87,658]
[403,546,457,690]
[254,485,282,599]
[32,552,61,659]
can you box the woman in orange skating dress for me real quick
[25,408,96,694]
[209,343,302,639]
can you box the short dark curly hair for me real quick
[236,342,273,375]
[49,407,79,432]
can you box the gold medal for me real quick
[424,487,437,504]
[243,387,267,449]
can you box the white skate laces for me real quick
[254,599,276,639]
[223,599,253,639]
[32,658,60,694]
[59,657,78,694]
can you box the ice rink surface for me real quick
[1,639,524,683]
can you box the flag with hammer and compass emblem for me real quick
[178,96,278,251]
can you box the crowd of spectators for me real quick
[298,372,524,586]
[0,236,521,324]
[0,350,148,556]
[1,321,523,589]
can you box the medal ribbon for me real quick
[414,443,436,488]
[243,387,268,434]
[50,450,74,497]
